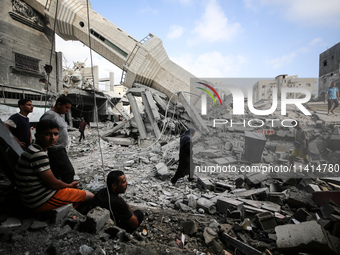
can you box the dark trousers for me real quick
[48,148,75,184]
[328,99,339,111]
[79,130,85,142]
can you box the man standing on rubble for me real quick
[40,95,75,183]
[5,98,33,149]
[14,119,93,212]
[289,121,309,168]
[325,82,339,115]
[88,170,144,233]
[78,118,89,142]
[171,128,196,185]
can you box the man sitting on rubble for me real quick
[14,119,94,212]
[89,170,144,233]
[289,120,309,169]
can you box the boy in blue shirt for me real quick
[325,82,339,115]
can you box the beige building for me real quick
[252,74,317,103]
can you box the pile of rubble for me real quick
[1,95,340,254]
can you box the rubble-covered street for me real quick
[1,98,340,255]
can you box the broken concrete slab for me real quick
[79,207,110,234]
[216,197,243,214]
[155,163,170,181]
[0,217,21,230]
[286,187,317,210]
[275,221,331,254]
[51,203,73,224]
[102,137,136,146]
[197,198,216,214]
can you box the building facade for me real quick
[252,74,317,103]
[0,0,63,108]
[319,42,340,98]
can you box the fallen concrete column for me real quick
[126,92,147,139]
[145,90,161,121]
[100,121,129,137]
[141,91,161,138]
[178,92,209,134]
[153,93,168,112]
[102,137,136,146]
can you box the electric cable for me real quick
[44,0,59,112]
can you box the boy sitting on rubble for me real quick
[14,119,94,212]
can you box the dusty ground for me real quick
[0,129,231,255]
[1,124,338,255]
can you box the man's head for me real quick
[35,119,59,150]
[292,120,301,129]
[54,95,72,114]
[107,170,128,194]
[332,82,337,88]
[18,98,33,115]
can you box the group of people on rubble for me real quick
[5,96,145,233]
[5,82,339,233]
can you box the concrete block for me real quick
[155,163,170,180]
[30,220,48,231]
[79,207,110,234]
[197,198,216,214]
[233,187,268,198]
[216,197,243,214]
[182,221,199,236]
[245,172,269,187]
[203,227,218,245]
[256,212,277,231]
[244,131,266,163]
[275,221,329,253]
[287,187,317,210]
[197,177,214,191]
[305,184,321,193]
[0,217,21,230]
[328,134,340,151]
[214,182,233,192]
[51,203,73,224]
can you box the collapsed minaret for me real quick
[25,0,208,133]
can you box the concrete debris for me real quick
[275,221,332,254]
[2,100,340,254]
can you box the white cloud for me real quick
[188,0,241,45]
[178,0,193,5]
[167,25,185,39]
[244,0,340,27]
[138,7,159,15]
[171,51,248,77]
[266,47,309,69]
[55,35,122,84]
[309,38,323,46]
[267,38,322,69]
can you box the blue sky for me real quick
[56,0,340,86]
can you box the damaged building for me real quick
[0,0,340,255]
